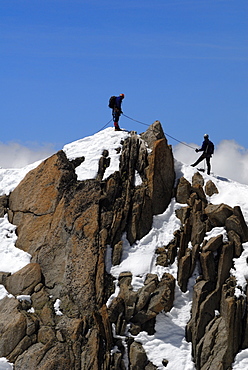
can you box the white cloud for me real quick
[173,139,248,185]
[0,142,55,169]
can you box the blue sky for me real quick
[1,0,248,160]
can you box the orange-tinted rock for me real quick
[5,263,41,296]
[147,138,175,215]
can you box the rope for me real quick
[95,119,113,133]
[122,114,196,150]
[122,114,149,127]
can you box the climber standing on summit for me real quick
[191,134,214,175]
[109,93,125,131]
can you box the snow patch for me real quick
[54,299,63,316]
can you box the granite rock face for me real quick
[0,122,176,369]
[156,170,248,370]
[1,124,248,369]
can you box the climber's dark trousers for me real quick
[192,154,211,175]
[112,110,121,124]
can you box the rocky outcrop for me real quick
[0,194,8,217]
[108,272,175,333]
[205,179,219,196]
[0,122,175,369]
[156,171,248,369]
[107,271,175,368]
[96,149,110,181]
[5,263,42,296]
[0,297,28,359]
[175,177,191,204]
[1,121,248,369]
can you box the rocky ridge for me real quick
[0,121,247,369]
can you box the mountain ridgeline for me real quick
[0,121,247,369]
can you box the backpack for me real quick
[108,96,116,109]
[207,141,214,155]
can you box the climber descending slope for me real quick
[191,134,214,175]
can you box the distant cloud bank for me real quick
[0,142,56,169]
[173,139,248,185]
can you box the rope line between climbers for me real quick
[96,119,113,133]
[122,114,195,150]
